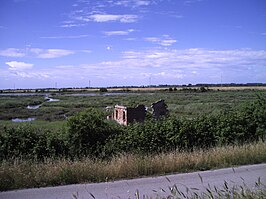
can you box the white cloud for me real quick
[12,71,50,79]
[88,14,138,23]
[30,48,74,58]
[184,0,203,5]
[122,48,266,70]
[41,35,89,39]
[113,0,152,7]
[60,23,86,28]
[145,35,177,46]
[65,1,149,27]
[134,0,151,6]
[0,48,26,57]
[2,48,266,87]
[124,37,137,41]
[80,50,92,54]
[6,61,33,71]
[103,29,135,36]
[0,48,75,59]
[60,20,86,28]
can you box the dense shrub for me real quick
[66,108,119,157]
[0,125,48,159]
[0,97,265,160]
[105,96,266,155]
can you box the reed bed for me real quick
[1,141,266,191]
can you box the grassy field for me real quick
[0,87,265,192]
[1,89,266,130]
[0,141,265,191]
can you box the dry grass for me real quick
[210,86,266,91]
[1,141,266,191]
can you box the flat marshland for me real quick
[1,88,266,122]
[0,87,266,191]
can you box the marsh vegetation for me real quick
[0,89,265,191]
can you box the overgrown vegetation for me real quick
[1,95,265,160]
[81,177,266,199]
[1,141,265,191]
[0,91,265,191]
[132,178,266,199]
[1,90,265,122]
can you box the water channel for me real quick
[0,92,136,122]
[7,94,60,122]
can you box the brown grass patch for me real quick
[1,141,266,191]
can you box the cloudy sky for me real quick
[0,0,266,89]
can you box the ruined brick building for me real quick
[151,99,169,119]
[111,104,146,125]
[109,100,168,125]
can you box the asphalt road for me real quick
[1,164,266,199]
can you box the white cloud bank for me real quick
[78,14,139,23]
[0,48,26,57]
[1,48,266,88]
[0,48,74,59]
[103,29,135,36]
[41,34,89,39]
[145,35,177,46]
[6,61,33,71]
[112,0,152,7]
[30,48,74,59]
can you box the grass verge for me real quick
[84,178,266,199]
[133,179,266,199]
[1,141,266,191]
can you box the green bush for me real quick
[0,96,265,160]
[0,125,67,160]
[105,96,266,155]
[0,125,48,159]
[66,108,118,157]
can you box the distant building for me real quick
[110,104,146,125]
[108,100,168,125]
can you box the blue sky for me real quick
[0,0,266,89]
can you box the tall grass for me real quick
[132,179,266,199]
[1,141,266,191]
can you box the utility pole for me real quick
[220,73,223,87]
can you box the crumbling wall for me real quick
[113,105,127,125]
[110,100,167,125]
[152,100,168,119]
[127,105,146,124]
[112,104,146,125]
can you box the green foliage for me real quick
[105,96,266,155]
[0,96,265,160]
[0,125,48,159]
[66,108,118,157]
[0,125,67,160]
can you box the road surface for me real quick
[1,164,266,199]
